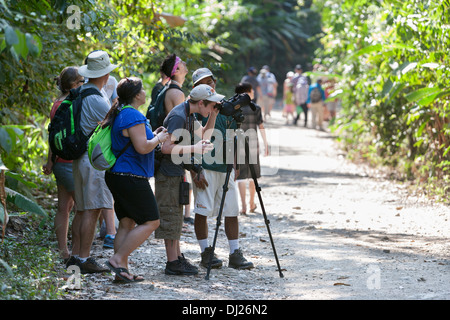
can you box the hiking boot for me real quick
[79,257,109,274]
[229,248,254,270]
[165,254,198,276]
[183,217,195,225]
[103,235,115,249]
[64,256,81,269]
[200,247,223,269]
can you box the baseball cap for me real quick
[192,68,215,85]
[247,66,257,74]
[190,84,225,102]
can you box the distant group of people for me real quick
[241,65,277,121]
[240,64,338,130]
[43,51,272,283]
[282,64,338,130]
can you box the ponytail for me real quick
[99,77,143,128]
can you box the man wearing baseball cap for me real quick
[155,84,222,275]
[70,50,118,274]
[191,68,255,271]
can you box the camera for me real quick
[215,93,256,122]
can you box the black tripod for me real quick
[205,123,284,280]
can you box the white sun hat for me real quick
[78,50,118,78]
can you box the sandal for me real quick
[106,261,143,284]
[113,275,144,284]
[250,204,257,213]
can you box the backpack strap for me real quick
[80,87,103,99]
[167,83,183,91]
[114,105,135,160]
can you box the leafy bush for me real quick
[315,0,450,202]
[0,215,64,300]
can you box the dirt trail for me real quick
[71,108,449,301]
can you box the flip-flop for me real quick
[106,261,142,283]
[112,275,144,284]
[250,204,257,213]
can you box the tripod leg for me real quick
[205,165,233,280]
[248,149,284,278]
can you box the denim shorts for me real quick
[52,162,75,193]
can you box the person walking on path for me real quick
[256,65,277,121]
[105,77,169,283]
[292,64,309,127]
[240,66,261,103]
[43,66,84,264]
[307,79,327,130]
[282,71,296,124]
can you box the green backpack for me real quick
[88,106,133,171]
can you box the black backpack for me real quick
[48,86,102,160]
[146,83,183,129]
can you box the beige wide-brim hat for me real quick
[78,50,118,78]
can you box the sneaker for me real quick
[165,254,198,275]
[64,256,80,269]
[200,247,223,268]
[228,248,254,270]
[183,217,194,225]
[103,235,115,249]
[79,257,109,274]
[99,221,107,239]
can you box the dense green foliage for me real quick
[315,0,450,201]
[0,215,64,300]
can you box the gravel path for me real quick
[67,108,449,301]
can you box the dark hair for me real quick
[235,82,253,94]
[160,53,177,78]
[54,67,80,94]
[116,77,143,106]
[100,77,142,127]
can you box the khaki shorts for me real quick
[154,171,184,240]
[73,152,113,211]
[193,169,239,218]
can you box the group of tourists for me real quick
[282,64,338,130]
[43,50,271,283]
